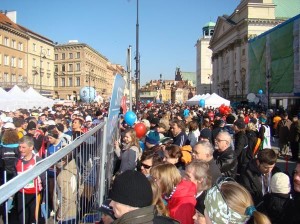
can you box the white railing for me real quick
[0,118,116,224]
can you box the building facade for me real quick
[209,0,299,101]
[54,42,125,101]
[0,11,55,95]
[195,22,215,95]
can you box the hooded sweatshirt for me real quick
[166,179,197,224]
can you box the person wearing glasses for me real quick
[213,131,237,179]
[239,148,280,206]
[204,178,271,224]
[140,150,163,177]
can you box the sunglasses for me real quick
[141,163,152,169]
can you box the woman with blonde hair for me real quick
[114,128,141,174]
[150,163,196,224]
[204,178,271,224]
[149,177,169,217]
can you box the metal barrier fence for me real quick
[0,118,116,224]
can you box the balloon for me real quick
[258,89,263,94]
[199,99,205,107]
[146,100,151,104]
[146,102,153,108]
[134,123,147,138]
[79,87,96,103]
[124,111,137,126]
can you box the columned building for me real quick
[195,22,215,94]
[209,0,298,101]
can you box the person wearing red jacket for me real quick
[16,136,46,224]
[151,163,197,224]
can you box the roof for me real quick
[0,13,25,33]
[181,72,196,86]
[274,0,300,19]
[204,21,216,27]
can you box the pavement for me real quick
[270,137,297,175]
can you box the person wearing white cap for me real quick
[258,172,293,224]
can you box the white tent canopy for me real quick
[186,93,230,108]
[0,85,54,111]
[204,93,230,108]
[186,93,211,106]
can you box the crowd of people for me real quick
[0,102,300,224]
[0,104,107,224]
[105,103,300,224]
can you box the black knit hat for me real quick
[110,170,153,207]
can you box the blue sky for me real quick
[1,0,238,85]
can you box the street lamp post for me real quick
[267,70,271,109]
[208,74,212,94]
[234,81,238,101]
[86,69,94,103]
[39,49,47,93]
[135,0,140,111]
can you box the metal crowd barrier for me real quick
[0,118,116,224]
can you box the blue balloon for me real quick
[199,99,205,107]
[124,111,137,126]
[146,100,150,103]
[80,86,96,103]
[258,89,263,94]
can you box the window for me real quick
[11,57,16,67]
[11,74,16,82]
[76,77,80,86]
[55,65,58,72]
[33,43,36,51]
[76,52,80,59]
[242,49,246,56]
[18,75,23,82]
[4,55,9,66]
[18,42,23,51]
[47,49,50,56]
[4,37,9,46]
[55,78,58,87]
[69,77,73,87]
[33,58,37,67]
[18,58,23,68]
[47,62,50,70]
[62,64,65,72]
[68,64,73,72]
[3,73,9,82]
[12,40,16,48]
[62,53,65,60]
[69,53,73,59]
[76,63,80,71]
[55,54,58,60]
[61,78,65,87]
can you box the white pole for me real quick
[128,46,132,111]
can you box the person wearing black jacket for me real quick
[233,119,249,178]
[213,131,237,178]
[239,148,280,206]
[170,119,188,147]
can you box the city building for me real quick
[248,14,300,111]
[54,41,125,101]
[209,0,300,101]
[0,11,55,96]
[195,21,215,94]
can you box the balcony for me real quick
[0,78,29,90]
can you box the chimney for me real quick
[5,11,17,23]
